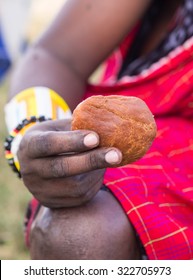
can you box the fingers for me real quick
[28,169,105,208]
[31,148,122,179]
[23,130,100,158]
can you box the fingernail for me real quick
[105,150,120,164]
[84,133,99,147]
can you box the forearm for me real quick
[9,45,86,111]
[8,0,152,110]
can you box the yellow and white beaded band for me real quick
[5,86,72,133]
[4,87,72,176]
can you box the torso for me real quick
[119,0,185,77]
[140,0,183,56]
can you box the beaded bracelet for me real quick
[4,115,51,178]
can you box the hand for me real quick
[18,119,122,208]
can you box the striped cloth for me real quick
[25,0,193,259]
[84,14,193,259]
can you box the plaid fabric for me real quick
[83,22,193,259]
[26,49,193,259]
[25,0,193,259]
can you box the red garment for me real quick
[25,37,193,259]
[25,36,193,259]
[83,36,193,260]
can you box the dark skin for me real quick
[9,0,182,259]
[19,119,122,208]
[30,191,141,260]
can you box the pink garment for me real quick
[83,35,193,259]
[25,13,193,258]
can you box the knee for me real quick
[30,205,96,259]
[29,191,140,259]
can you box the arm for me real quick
[9,0,152,110]
[7,0,152,208]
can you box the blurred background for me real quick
[0,0,65,259]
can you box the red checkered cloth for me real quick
[83,35,193,259]
[25,3,193,258]
[25,37,193,259]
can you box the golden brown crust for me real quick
[71,95,157,166]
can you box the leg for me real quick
[29,190,141,259]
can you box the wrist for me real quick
[5,86,71,132]
[4,87,72,177]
